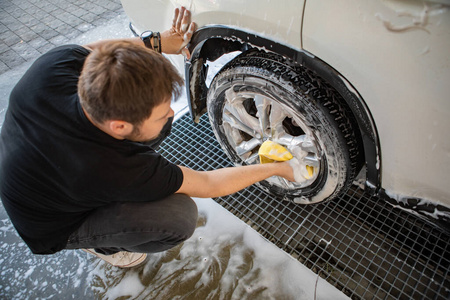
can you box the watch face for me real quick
[141,31,153,38]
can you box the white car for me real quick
[120,0,450,223]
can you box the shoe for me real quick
[82,248,147,268]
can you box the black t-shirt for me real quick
[0,45,184,254]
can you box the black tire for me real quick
[207,50,363,204]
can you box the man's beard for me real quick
[126,117,174,149]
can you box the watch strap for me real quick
[152,32,162,53]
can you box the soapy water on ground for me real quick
[0,203,93,299]
[0,199,348,299]
[90,199,316,299]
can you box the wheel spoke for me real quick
[254,94,270,138]
[290,144,320,167]
[224,89,260,135]
[235,138,261,156]
[223,104,257,138]
[303,153,320,168]
[244,152,260,165]
[273,134,303,147]
[269,102,287,140]
[298,135,318,154]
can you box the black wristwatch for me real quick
[140,30,161,53]
[140,30,153,49]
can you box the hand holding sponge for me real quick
[258,140,315,181]
[258,140,293,164]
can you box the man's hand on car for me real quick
[161,7,196,58]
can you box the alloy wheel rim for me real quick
[221,86,322,190]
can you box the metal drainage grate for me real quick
[159,113,450,300]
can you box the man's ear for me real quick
[108,120,134,138]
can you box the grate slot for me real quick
[159,114,450,300]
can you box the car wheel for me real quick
[207,50,362,204]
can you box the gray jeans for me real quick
[65,194,198,255]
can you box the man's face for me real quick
[126,100,174,143]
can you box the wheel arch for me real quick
[185,25,381,193]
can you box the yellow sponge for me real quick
[258,140,293,164]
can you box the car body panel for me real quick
[302,0,450,206]
[121,0,304,50]
[121,0,304,81]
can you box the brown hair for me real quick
[78,41,183,125]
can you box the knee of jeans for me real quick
[170,194,198,240]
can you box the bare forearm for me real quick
[177,163,292,198]
[205,165,280,197]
